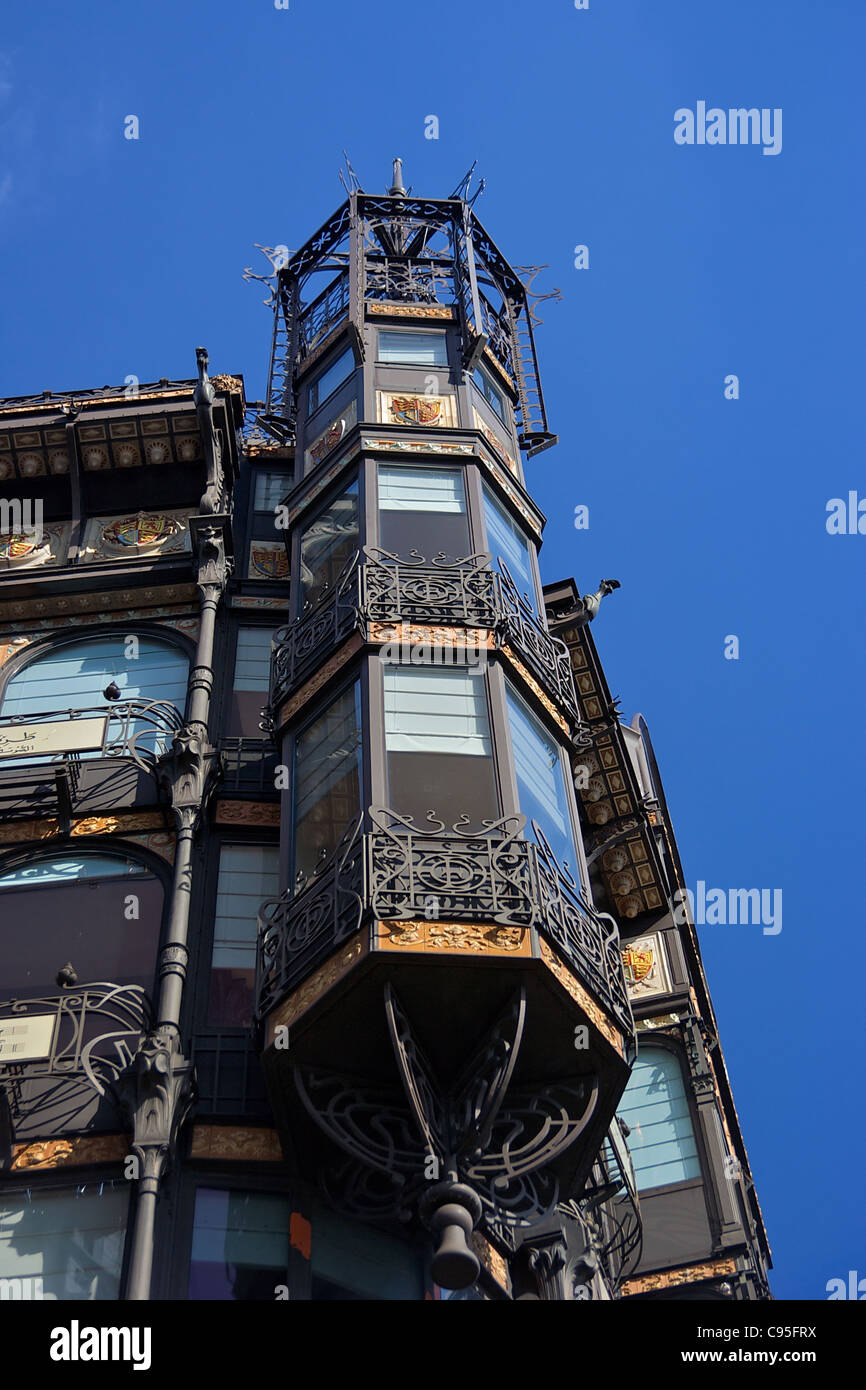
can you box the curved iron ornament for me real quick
[0,984,151,1130]
[257,808,633,1042]
[257,815,365,1015]
[295,983,601,1244]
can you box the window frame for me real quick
[376,327,449,368]
[291,473,361,619]
[0,1177,134,1302]
[479,479,544,618]
[286,675,364,892]
[203,839,282,1033]
[495,668,587,886]
[306,345,356,417]
[374,461,474,563]
[0,622,194,721]
[0,838,172,1006]
[617,1039,706,1196]
[472,363,508,424]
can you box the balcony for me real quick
[256,809,632,1042]
[0,700,183,823]
[270,548,582,731]
[0,983,150,1144]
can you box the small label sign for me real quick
[0,1014,57,1063]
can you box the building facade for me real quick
[0,165,771,1302]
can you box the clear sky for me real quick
[1,0,863,1301]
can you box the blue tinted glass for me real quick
[505,685,576,871]
[617,1049,701,1191]
[482,485,537,613]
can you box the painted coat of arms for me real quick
[102,513,180,550]
[389,396,442,426]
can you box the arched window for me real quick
[1,632,189,716]
[617,1046,701,1191]
[0,632,189,763]
[0,849,165,1003]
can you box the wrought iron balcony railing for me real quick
[0,984,151,1137]
[0,700,185,823]
[0,700,183,769]
[568,1117,642,1295]
[270,549,581,729]
[256,810,633,1042]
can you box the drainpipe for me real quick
[123,349,230,1300]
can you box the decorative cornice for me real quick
[376,918,530,956]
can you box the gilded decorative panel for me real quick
[621,931,672,1000]
[189,1126,283,1163]
[304,399,357,474]
[538,938,625,1058]
[376,919,530,956]
[247,541,290,581]
[80,509,193,563]
[11,1134,128,1170]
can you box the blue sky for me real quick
[1,0,863,1300]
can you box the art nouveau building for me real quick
[0,166,771,1301]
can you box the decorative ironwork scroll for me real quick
[0,985,151,1133]
[270,550,582,732]
[294,984,601,1277]
[257,816,365,1016]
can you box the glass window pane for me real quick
[378,467,464,513]
[378,330,448,366]
[209,845,280,1028]
[506,684,576,871]
[0,852,164,1003]
[308,347,355,414]
[473,365,506,422]
[188,1189,292,1300]
[310,1199,423,1300]
[378,466,469,562]
[0,634,188,716]
[384,668,491,756]
[0,1184,129,1300]
[253,472,292,511]
[482,485,537,614]
[617,1049,702,1191]
[293,684,362,886]
[384,667,498,827]
[299,481,359,611]
[232,628,274,693]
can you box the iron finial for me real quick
[390,156,406,195]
